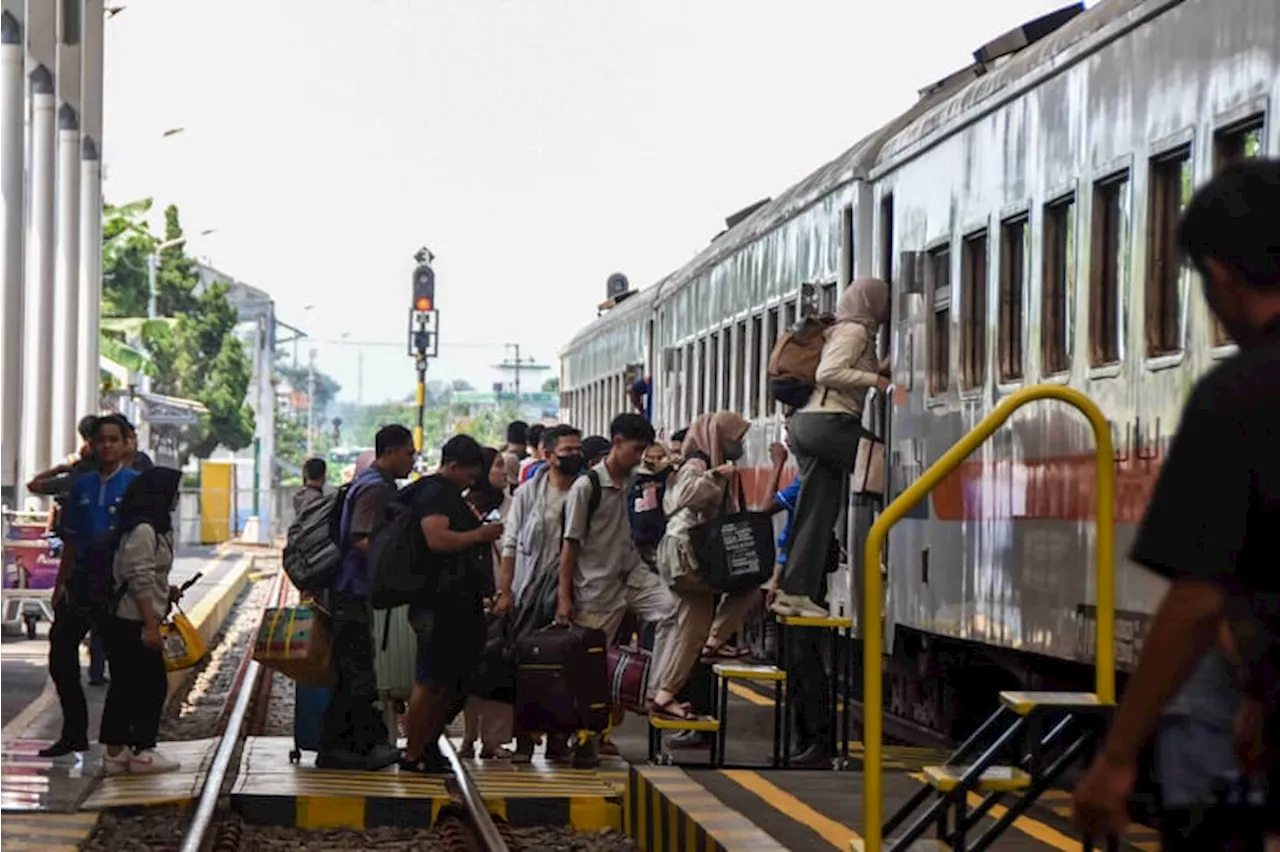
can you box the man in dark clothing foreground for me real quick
[1075,159,1280,847]
[319,427,415,770]
[400,435,503,774]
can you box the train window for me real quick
[998,215,1028,381]
[785,300,798,330]
[696,339,707,414]
[1090,173,1130,366]
[766,308,780,414]
[684,343,694,423]
[708,332,721,411]
[1042,194,1076,375]
[734,320,747,415]
[960,230,988,390]
[749,315,763,419]
[880,194,895,284]
[1214,115,1264,170]
[821,282,838,314]
[927,244,951,396]
[840,205,855,288]
[1210,117,1263,346]
[723,326,736,412]
[1146,147,1192,357]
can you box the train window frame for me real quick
[958,223,989,395]
[765,305,781,417]
[749,313,763,420]
[1144,133,1194,370]
[1088,168,1132,375]
[879,193,895,284]
[732,320,747,414]
[820,280,839,315]
[1209,107,1266,356]
[696,338,707,415]
[708,331,721,411]
[683,342,694,425]
[1041,189,1077,380]
[996,210,1030,389]
[925,237,953,402]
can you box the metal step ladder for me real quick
[880,690,1115,852]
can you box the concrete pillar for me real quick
[20,0,57,494]
[50,0,80,457]
[76,0,102,418]
[0,5,24,496]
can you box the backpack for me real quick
[561,468,602,540]
[627,468,673,548]
[282,481,356,593]
[369,479,435,611]
[766,314,836,408]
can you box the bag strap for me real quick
[561,468,603,541]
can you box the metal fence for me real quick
[176,486,294,548]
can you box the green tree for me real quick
[102,200,255,463]
[274,353,343,471]
[101,199,155,317]
[541,376,559,394]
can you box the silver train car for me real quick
[558,0,1280,740]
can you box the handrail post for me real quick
[860,385,1114,851]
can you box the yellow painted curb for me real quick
[165,553,256,703]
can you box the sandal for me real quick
[649,698,701,721]
[479,746,514,760]
[702,644,750,661]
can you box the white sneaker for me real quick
[128,748,180,775]
[101,750,131,776]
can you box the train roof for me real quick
[875,0,1150,169]
[559,284,658,355]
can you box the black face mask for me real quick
[556,454,585,477]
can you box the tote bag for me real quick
[690,479,776,594]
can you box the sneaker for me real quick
[38,738,89,758]
[101,749,130,776]
[363,742,403,771]
[128,748,180,774]
[771,591,830,620]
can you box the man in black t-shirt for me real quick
[399,434,504,774]
[1075,160,1280,845]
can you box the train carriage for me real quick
[557,0,1280,741]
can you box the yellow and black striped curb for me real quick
[626,765,785,851]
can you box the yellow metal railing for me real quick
[860,385,1115,852]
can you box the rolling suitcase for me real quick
[515,624,609,733]
[372,605,416,703]
[291,681,331,764]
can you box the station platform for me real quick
[0,547,255,850]
[231,735,627,831]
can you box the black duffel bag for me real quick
[468,612,516,704]
[689,479,776,594]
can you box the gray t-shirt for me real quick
[563,461,643,614]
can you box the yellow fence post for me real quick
[860,385,1114,851]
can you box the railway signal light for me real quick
[412,264,435,312]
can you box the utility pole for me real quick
[305,347,316,458]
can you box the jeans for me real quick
[320,591,389,756]
[98,615,167,750]
[781,411,863,600]
[47,600,104,744]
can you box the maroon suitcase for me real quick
[515,624,610,733]
[606,644,651,715]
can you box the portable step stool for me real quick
[648,714,721,764]
[775,613,854,769]
[880,690,1114,852]
[712,662,787,767]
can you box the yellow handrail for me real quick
[861,384,1115,852]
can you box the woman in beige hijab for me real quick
[773,277,890,620]
[648,411,758,721]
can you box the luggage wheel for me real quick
[289,748,301,765]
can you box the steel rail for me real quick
[438,733,509,851]
[179,568,283,852]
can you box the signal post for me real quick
[408,248,438,458]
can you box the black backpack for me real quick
[627,468,672,548]
[369,479,434,610]
[282,481,357,593]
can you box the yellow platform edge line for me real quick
[631,765,788,852]
[720,769,860,850]
[165,553,256,704]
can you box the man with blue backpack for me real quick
[39,415,139,758]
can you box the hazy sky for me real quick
[101,0,1085,404]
